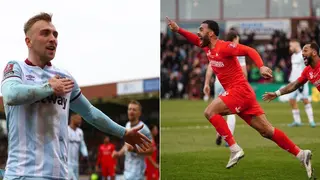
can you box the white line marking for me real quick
[161,123,320,131]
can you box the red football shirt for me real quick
[145,139,158,169]
[178,28,263,91]
[145,139,159,179]
[96,143,116,167]
[298,61,320,91]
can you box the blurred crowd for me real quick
[161,24,320,99]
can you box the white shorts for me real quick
[68,164,79,180]
[214,79,225,98]
[288,82,309,100]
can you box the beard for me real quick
[307,56,313,65]
[200,35,210,48]
[304,56,313,66]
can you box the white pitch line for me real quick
[161,123,320,131]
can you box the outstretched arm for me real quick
[69,77,151,152]
[278,79,306,95]
[70,94,126,138]
[263,79,306,102]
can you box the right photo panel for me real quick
[161,0,320,179]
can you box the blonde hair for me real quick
[128,100,142,111]
[24,12,52,35]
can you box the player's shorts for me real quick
[145,168,159,180]
[219,85,264,125]
[101,165,116,177]
[214,80,225,98]
[288,82,309,100]
[68,164,79,180]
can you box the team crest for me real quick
[228,43,237,48]
[3,64,13,74]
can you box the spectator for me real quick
[273,66,285,83]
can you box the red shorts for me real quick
[219,86,264,124]
[101,165,116,177]
[145,168,159,180]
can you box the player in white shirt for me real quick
[112,100,154,180]
[68,114,88,180]
[287,39,316,127]
[0,13,151,180]
[203,31,247,146]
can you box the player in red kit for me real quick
[264,42,320,98]
[166,17,314,179]
[145,125,159,180]
[96,136,117,180]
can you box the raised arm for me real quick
[177,28,201,47]
[166,17,200,46]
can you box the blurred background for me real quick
[161,0,320,101]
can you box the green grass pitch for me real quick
[161,100,320,180]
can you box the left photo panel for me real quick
[0,1,160,180]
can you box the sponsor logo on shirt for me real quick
[206,51,219,59]
[210,60,224,67]
[313,79,320,87]
[26,74,35,81]
[35,95,68,109]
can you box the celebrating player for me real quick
[264,42,320,101]
[68,114,89,180]
[284,40,315,127]
[166,17,313,179]
[113,100,154,180]
[1,12,151,180]
[96,136,117,180]
[204,30,247,147]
